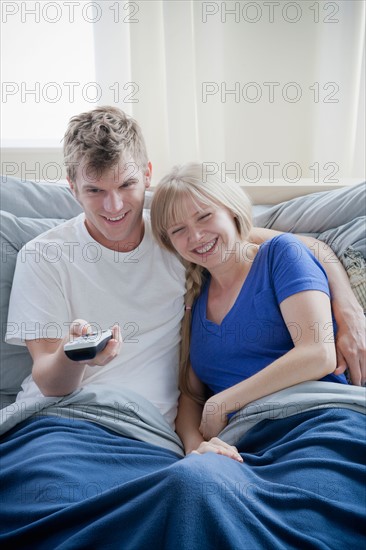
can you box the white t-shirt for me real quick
[6,212,186,428]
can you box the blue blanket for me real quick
[1,382,365,549]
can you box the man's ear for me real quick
[67,176,77,197]
[144,162,152,189]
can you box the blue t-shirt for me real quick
[190,234,347,394]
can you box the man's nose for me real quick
[104,192,123,212]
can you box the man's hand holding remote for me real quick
[66,319,122,366]
[26,319,122,397]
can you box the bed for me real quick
[1,177,365,549]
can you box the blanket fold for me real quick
[1,381,365,549]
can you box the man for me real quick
[6,107,186,428]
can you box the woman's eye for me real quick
[171,227,184,235]
[199,213,211,221]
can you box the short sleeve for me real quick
[268,234,330,305]
[6,241,69,345]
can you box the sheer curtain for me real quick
[1,0,364,186]
[127,0,365,184]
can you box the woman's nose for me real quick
[188,225,204,243]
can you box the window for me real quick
[1,2,97,146]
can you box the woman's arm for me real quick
[175,392,204,454]
[175,368,242,461]
[199,290,337,440]
[250,227,365,386]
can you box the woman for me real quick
[151,162,347,459]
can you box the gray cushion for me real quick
[0,176,82,218]
[1,176,82,407]
[0,211,67,407]
[253,182,366,235]
[316,217,366,259]
[253,182,366,260]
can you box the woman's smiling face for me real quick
[166,195,241,270]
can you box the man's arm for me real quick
[250,227,366,386]
[28,320,121,397]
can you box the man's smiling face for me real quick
[68,158,152,252]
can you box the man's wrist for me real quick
[333,297,363,323]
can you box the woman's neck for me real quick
[208,241,259,291]
[205,241,259,325]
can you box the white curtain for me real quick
[120,0,365,184]
[1,0,364,186]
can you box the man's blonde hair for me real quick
[63,106,149,183]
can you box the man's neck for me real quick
[83,217,145,252]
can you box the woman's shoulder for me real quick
[266,232,304,247]
[260,232,327,288]
[258,233,323,280]
[260,233,307,259]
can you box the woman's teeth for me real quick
[194,239,217,254]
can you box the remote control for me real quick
[64,330,113,361]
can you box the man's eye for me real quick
[121,180,136,188]
[87,188,101,194]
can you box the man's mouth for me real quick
[103,213,128,224]
[193,238,218,255]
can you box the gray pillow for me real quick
[316,217,365,259]
[0,176,82,218]
[1,176,82,407]
[0,212,68,407]
[253,182,366,236]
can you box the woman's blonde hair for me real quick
[151,162,252,403]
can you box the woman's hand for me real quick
[199,396,229,440]
[189,437,243,463]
